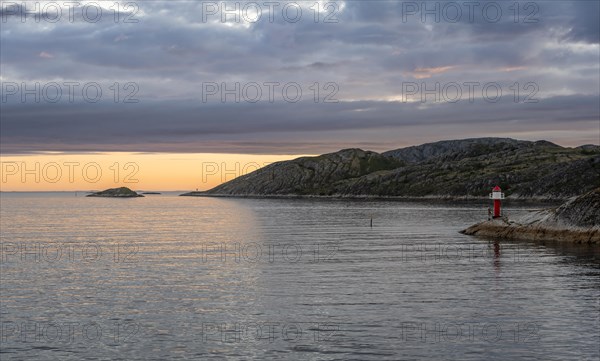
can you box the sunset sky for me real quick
[1,1,599,191]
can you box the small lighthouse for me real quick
[489,185,505,218]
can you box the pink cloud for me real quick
[411,66,456,79]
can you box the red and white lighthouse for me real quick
[489,185,505,218]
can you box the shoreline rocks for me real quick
[460,219,599,244]
[461,188,600,244]
[179,191,565,204]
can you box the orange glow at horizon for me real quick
[0,153,310,192]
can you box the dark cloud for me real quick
[566,0,600,43]
[1,0,598,154]
[2,94,598,154]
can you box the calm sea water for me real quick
[1,192,599,360]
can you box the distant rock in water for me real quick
[187,137,600,199]
[87,187,144,198]
[142,192,161,195]
[461,188,600,244]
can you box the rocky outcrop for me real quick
[87,187,143,197]
[552,187,600,227]
[183,138,600,199]
[382,137,546,164]
[333,148,599,199]
[182,148,402,196]
[461,188,600,244]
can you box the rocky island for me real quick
[461,188,600,244]
[87,187,144,197]
[181,138,600,199]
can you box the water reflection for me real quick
[0,194,598,360]
[492,240,501,274]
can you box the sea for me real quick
[1,192,599,360]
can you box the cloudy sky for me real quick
[0,1,599,189]
[1,1,600,154]
[2,0,599,152]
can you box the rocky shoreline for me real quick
[461,188,600,244]
[460,219,599,244]
[179,191,567,203]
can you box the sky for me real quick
[1,0,599,190]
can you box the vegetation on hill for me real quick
[193,138,600,199]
